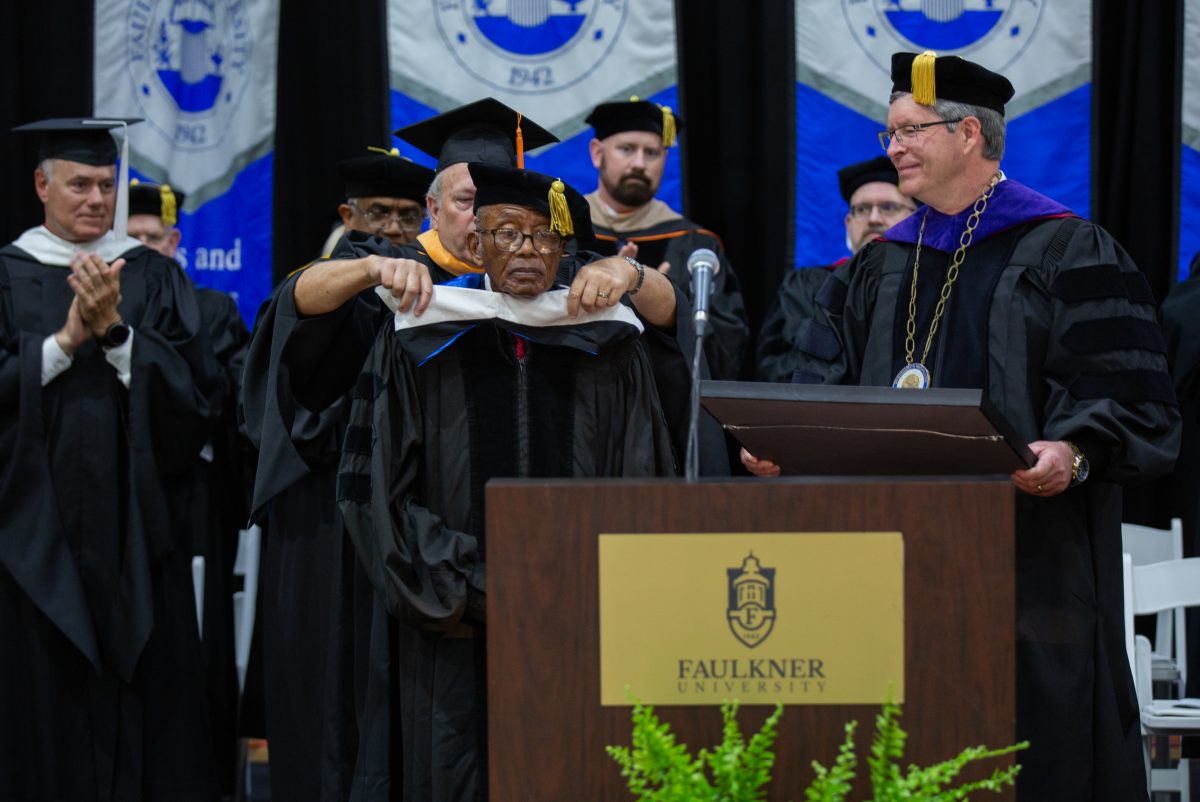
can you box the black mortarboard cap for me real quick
[338,148,435,201]
[890,51,1014,115]
[13,117,143,165]
[394,98,558,173]
[468,162,593,242]
[585,97,683,146]
[129,179,186,225]
[837,156,900,203]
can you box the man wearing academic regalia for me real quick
[0,119,220,800]
[335,163,676,801]
[755,155,915,383]
[579,98,751,381]
[320,148,435,255]
[241,99,683,800]
[129,177,250,795]
[743,53,1179,801]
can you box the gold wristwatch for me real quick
[1066,441,1089,485]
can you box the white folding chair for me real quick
[1123,553,1200,800]
[191,555,206,639]
[1123,519,1187,690]
[232,524,261,694]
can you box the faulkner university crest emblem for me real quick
[727,553,776,648]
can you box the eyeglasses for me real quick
[351,201,424,229]
[134,231,169,246]
[849,201,916,220]
[482,228,564,254]
[877,118,963,151]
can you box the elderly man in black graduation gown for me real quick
[744,53,1179,801]
[241,100,685,801]
[334,163,676,800]
[0,119,220,800]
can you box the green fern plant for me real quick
[808,699,1028,802]
[608,696,1027,801]
[606,698,784,802]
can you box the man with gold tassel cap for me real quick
[128,177,187,256]
[755,155,914,382]
[580,97,751,381]
[0,119,221,799]
[335,162,676,799]
[744,52,1179,801]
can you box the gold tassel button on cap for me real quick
[911,50,939,106]
[549,179,573,236]
[160,184,177,226]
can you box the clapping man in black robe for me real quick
[0,119,220,801]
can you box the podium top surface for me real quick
[700,381,1035,476]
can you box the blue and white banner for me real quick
[1181,0,1200,279]
[793,0,1091,268]
[387,0,680,209]
[94,0,279,324]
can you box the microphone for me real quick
[686,248,720,337]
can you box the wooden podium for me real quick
[486,478,1016,801]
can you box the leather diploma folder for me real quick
[701,381,1036,476]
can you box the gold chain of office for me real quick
[903,173,1002,368]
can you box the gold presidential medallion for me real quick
[896,174,1001,392]
[892,362,930,390]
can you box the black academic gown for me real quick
[584,218,751,380]
[755,263,842,383]
[794,214,1180,802]
[558,249,732,476]
[240,232,453,802]
[335,297,677,802]
[0,242,220,802]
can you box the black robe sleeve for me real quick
[336,324,485,633]
[241,272,384,517]
[1035,223,1180,483]
[0,327,102,670]
[755,267,837,382]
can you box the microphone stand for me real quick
[684,315,707,482]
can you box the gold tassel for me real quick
[160,184,177,226]
[515,112,525,168]
[549,179,573,236]
[367,145,401,157]
[660,105,676,147]
[911,50,938,106]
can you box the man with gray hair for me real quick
[743,51,1179,802]
[0,118,220,799]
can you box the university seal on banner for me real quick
[727,553,776,648]
[126,0,254,151]
[843,0,1041,73]
[434,0,628,94]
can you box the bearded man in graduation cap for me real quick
[0,119,220,799]
[743,53,1180,801]
[581,98,751,380]
[333,163,675,800]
